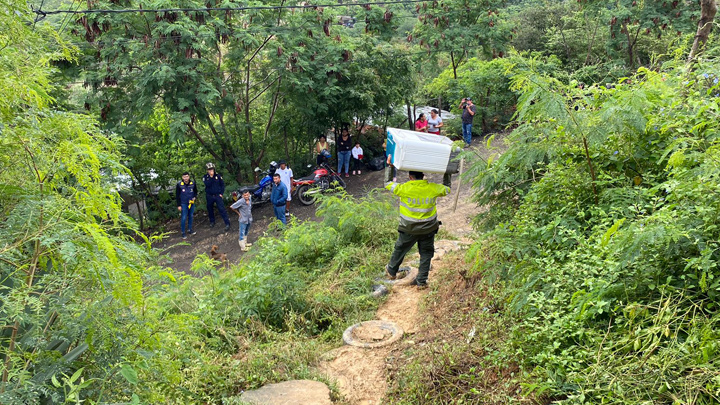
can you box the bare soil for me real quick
[155,167,389,274]
[352,324,392,342]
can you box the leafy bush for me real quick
[425,53,563,132]
[467,51,720,403]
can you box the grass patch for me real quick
[385,252,524,404]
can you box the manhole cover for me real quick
[342,320,404,348]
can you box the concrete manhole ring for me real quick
[342,320,404,348]
[386,266,418,286]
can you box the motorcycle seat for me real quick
[298,174,315,181]
[247,185,262,193]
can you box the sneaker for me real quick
[285,210,290,216]
[464,143,471,148]
[409,278,428,289]
[189,230,197,235]
[345,173,350,178]
[385,264,396,280]
[182,233,187,239]
[358,170,362,174]
[352,171,356,175]
[209,222,216,228]
[224,224,230,232]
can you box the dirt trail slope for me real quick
[315,136,501,403]
[315,213,476,404]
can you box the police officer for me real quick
[203,162,231,232]
[384,155,450,289]
[175,172,197,239]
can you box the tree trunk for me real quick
[283,126,289,162]
[450,51,458,79]
[130,169,166,222]
[406,100,413,130]
[623,22,635,68]
[688,0,718,63]
[135,199,144,230]
[584,17,600,66]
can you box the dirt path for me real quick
[315,135,506,404]
[155,168,388,274]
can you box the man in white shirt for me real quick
[276,160,294,215]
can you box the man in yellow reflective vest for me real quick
[384,155,450,289]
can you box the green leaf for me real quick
[601,218,626,248]
[120,364,139,385]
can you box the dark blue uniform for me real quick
[176,180,197,237]
[203,172,230,227]
[271,181,288,225]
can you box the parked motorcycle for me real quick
[293,161,346,206]
[232,162,278,208]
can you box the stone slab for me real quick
[240,380,332,405]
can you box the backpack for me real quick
[367,156,386,171]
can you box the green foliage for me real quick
[71,0,417,184]
[0,1,156,403]
[115,192,396,403]
[411,0,510,67]
[426,53,563,132]
[467,48,720,403]
[508,0,698,71]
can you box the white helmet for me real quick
[206,162,216,170]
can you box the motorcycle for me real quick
[293,160,346,206]
[232,161,277,208]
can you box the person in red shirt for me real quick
[414,113,428,132]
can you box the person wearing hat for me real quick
[203,162,231,232]
[459,97,477,148]
[175,172,197,239]
[276,160,294,215]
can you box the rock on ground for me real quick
[239,380,332,405]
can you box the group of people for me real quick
[413,97,477,148]
[176,100,469,288]
[316,127,365,177]
[175,163,232,239]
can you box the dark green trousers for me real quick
[387,230,436,284]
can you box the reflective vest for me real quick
[385,179,450,235]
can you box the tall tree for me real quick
[688,0,718,62]
[603,0,697,67]
[74,0,411,182]
[411,0,510,79]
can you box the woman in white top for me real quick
[351,141,364,175]
[427,109,443,135]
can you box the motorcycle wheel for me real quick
[296,184,316,206]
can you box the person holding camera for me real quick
[459,97,476,148]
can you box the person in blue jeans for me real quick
[203,162,231,232]
[337,128,353,177]
[175,172,197,239]
[230,188,253,251]
[459,97,477,148]
[270,173,288,225]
